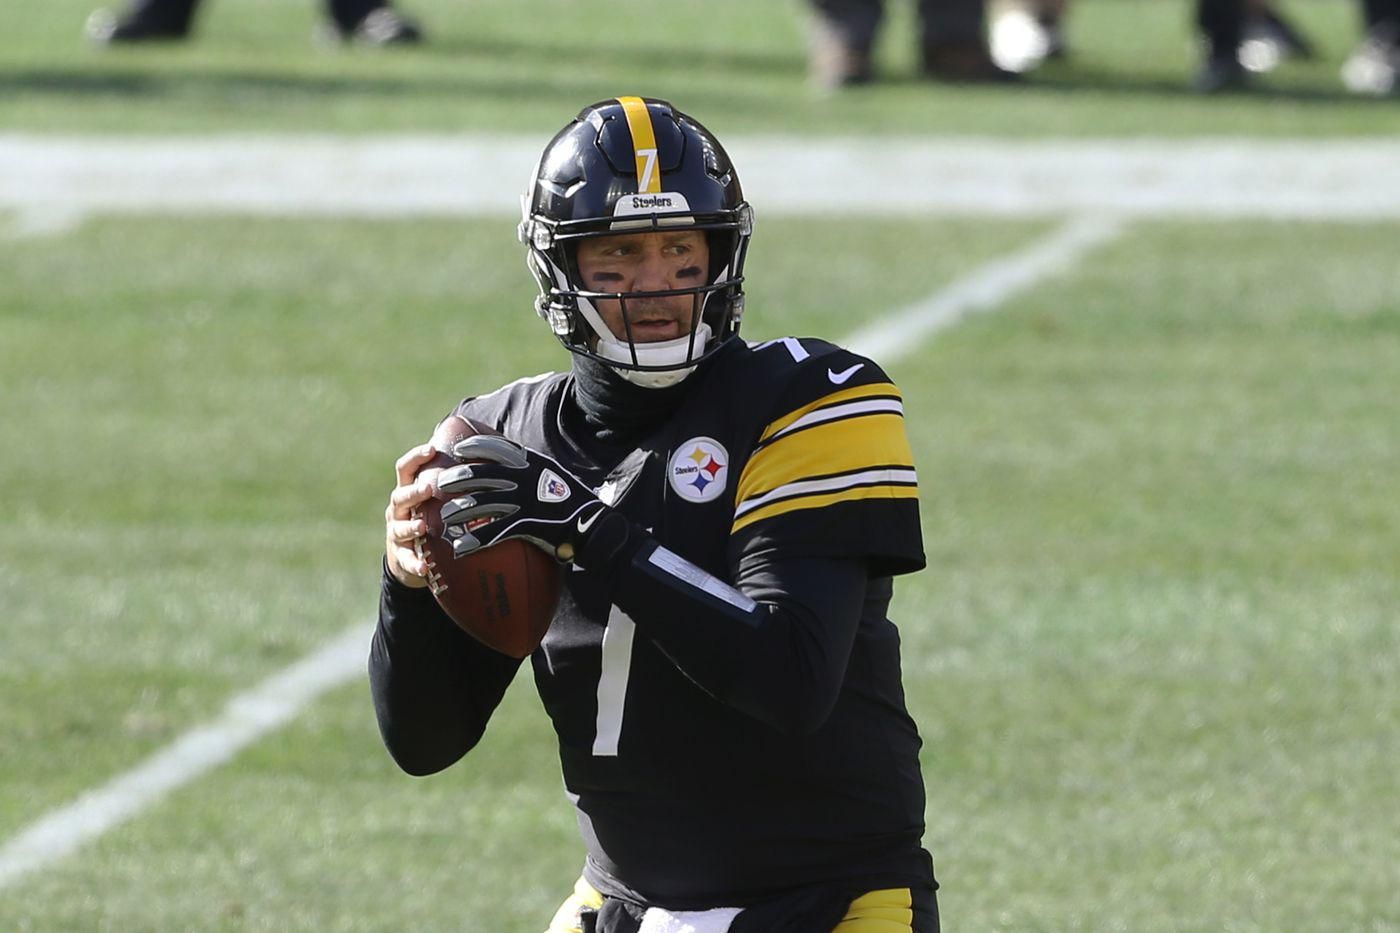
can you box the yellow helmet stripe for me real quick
[617,96,662,194]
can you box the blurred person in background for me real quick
[808,0,1018,89]
[986,0,1316,90]
[1194,0,1255,91]
[1341,0,1400,94]
[86,0,423,45]
[1237,0,1316,73]
[988,0,1068,73]
[1194,0,1315,91]
[1197,0,1400,94]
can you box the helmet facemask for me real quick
[524,216,751,388]
[519,97,753,389]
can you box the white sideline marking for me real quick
[847,214,1125,362]
[3,206,85,239]
[0,624,372,891]
[4,134,1400,218]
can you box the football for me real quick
[412,415,563,658]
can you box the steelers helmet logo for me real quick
[668,437,729,503]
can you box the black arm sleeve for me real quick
[369,560,524,776]
[581,519,869,736]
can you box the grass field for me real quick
[3,1,1400,930]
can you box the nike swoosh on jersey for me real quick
[827,363,865,384]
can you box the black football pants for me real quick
[808,0,987,52]
[117,0,392,32]
[1199,0,1400,56]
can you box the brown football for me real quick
[411,415,563,658]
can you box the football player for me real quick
[373,97,939,932]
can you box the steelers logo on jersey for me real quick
[668,437,729,503]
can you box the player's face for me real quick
[575,230,710,343]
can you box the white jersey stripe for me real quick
[734,467,919,519]
[765,398,904,445]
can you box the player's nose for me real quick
[632,248,674,292]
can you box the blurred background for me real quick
[2,1,1398,930]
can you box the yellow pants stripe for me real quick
[545,876,605,933]
[545,879,914,932]
[835,886,915,931]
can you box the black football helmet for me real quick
[519,97,754,388]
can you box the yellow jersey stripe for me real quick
[760,397,904,452]
[616,95,662,194]
[759,382,902,443]
[737,411,915,507]
[732,483,920,534]
[835,886,915,930]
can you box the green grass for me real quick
[899,221,1400,930]
[3,3,1400,926]
[4,0,1400,135]
[2,209,1397,930]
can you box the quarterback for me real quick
[371,97,939,932]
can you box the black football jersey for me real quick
[453,336,930,907]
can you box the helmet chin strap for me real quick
[576,296,711,389]
[598,323,713,388]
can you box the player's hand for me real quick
[384,443,438,588]
[436,436,607,562]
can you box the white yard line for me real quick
[3,134,1400,219]
[0,625,371,891]
[847,214,1126,362]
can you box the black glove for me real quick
[435,435,613,562]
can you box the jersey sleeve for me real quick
[728,345,925,577]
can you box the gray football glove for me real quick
[435,435,607,561]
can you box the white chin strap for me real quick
[595,322,713,389]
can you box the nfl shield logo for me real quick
[537,470,572,503]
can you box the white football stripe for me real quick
[735,467,920,519]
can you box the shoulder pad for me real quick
[453,371,562,432]
[748,338,891,408]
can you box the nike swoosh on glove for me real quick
[435,435,611,562]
